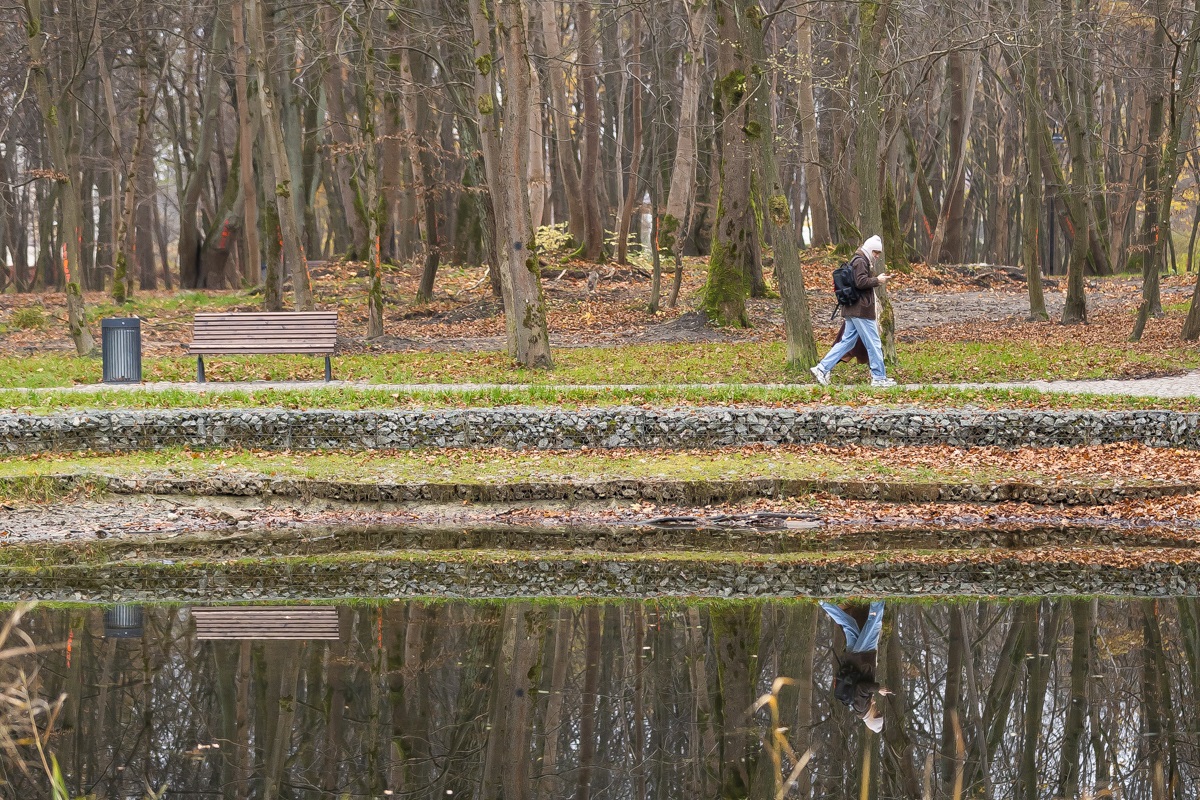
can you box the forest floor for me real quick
[0,250,1196,354]
[2,250,1200,388]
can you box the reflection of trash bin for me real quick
[103,605,144,639]
[101,317,142,383]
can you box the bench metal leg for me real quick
[325,355,332,382]
[197,356,206,383]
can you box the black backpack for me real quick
[831,258,861,318]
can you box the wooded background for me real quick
[6,0,1200,362]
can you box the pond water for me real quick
[2,599,1197,799]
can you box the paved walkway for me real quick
[12,371,1200,399]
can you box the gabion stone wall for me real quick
[1,406,1198,454]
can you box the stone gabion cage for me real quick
[2,407,1199,454]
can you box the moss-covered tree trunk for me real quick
[24,0,94,356]
[703,0,757,328]
[470,0,553,368]
[742,0,816,366]
[349,0,385,339]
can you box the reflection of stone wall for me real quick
[2,407,1199,453]
[5,472,1195,506]
[1,554,1197,602]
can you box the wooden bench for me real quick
[188,311,338,382]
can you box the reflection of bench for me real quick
[188,312,338,382]
[192,607,341,640]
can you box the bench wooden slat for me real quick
[188,312,339,380]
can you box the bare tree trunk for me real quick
[616,12,642,265]
[178,17,226,291]
[1056,600,1093,800]
[23,0,93,355]
[264,644,304,800]
[744,0,817,367]
[469,0,554,367]
[711,603,762,799]
[1134,0,1168,340]
[536,608,573,799]
[703,0,758,328]
[1019,0,1050,320]
[399,39,443,305]
[1135,0,1200,339]
[321,16,369,261]
[658,0,708,307]
[939,608,965,793]
[932,49,976,265]
[576,606,602,800]
[247,0,314,310]
[577,0,605,261]
[855,0,896,362]
[233,0,260,287]
[537,0,587,245]
[796,3,830,247]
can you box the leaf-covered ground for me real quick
[2,443,1199,547]
[4,442,1199,488]
[3,252,1198,387]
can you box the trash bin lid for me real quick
[101,317,141,329]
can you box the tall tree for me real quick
[22,0,94,355]
[577,0,606,262]
[246,0,314,311]
[469,0,554,367]
[703,0,758,327]
[743,0,818,367]
[657,0,708,309]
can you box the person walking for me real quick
[810,235,896,388]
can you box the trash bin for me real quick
[101,317,142,383]
[103,605,144,639]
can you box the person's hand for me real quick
[876,273,890,283]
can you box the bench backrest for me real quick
[190,312,338,355]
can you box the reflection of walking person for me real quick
[820,600,892,732]
[811,235,896,388]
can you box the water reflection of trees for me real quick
[2,599,1198,799]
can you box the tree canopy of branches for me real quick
[6,0,1200,366]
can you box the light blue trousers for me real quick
[820,600,885,653]
[818,316,887,380]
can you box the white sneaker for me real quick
[810,365,831,386]
[871,377,897,388]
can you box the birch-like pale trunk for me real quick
[660,0,708,308]
[795,3,829,248]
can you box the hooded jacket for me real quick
[842,236,883,320]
